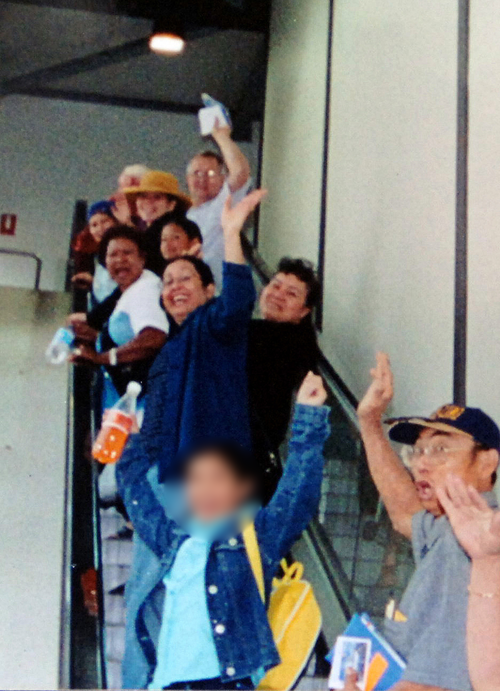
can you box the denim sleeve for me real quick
[206,262,256,340]
[116,433,178,559]
[254,403,330,569]
[135,348,168,463]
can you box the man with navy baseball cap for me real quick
[357,352,499,691]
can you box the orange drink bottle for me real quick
[92,381,142,464]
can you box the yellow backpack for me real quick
[242,523,322,691]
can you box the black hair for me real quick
[178,441,258,485]
[163,255,215,287]
[162,215,203,243]
[275,257,321,309]
[98,225,147,266]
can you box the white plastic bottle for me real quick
[92,381,142,464]
[45,326,75,365]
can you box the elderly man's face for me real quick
[406,428,498,516]
[186,155,225,206]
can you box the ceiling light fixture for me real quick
[149,32,185,55]
[149,18,185,56]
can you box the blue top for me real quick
[150,508,258,689]
[140,261,256,481]
[117,403,331,689]
[149,536,220,688]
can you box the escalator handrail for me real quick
[59,286,107,689]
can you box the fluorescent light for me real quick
[149,33,185,55]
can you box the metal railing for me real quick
[59,286,107,689]
[0,248,42,289]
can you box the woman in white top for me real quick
[69,225,169,410]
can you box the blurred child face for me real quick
[162,259,215,324]
[161,223,195,260]
[136,192,177,226]
[185,452,254,521]
[88,212,116,243]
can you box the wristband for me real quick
[108,348,118,367]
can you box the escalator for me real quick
[58,235,415,688]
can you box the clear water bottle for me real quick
[45,326,75,365]
[92,381,142,464]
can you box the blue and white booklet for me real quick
[328,613,406,691]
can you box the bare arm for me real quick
[221,189,267,265]
[71,327,167,366]
[437,475,500,691]
[212,122,251,193]
[357,353,422,539]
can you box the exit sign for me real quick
[0,214,17,235]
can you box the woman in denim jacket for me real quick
[117,372,330,689]
[120,189,264,686]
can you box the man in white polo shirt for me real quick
[186,121,251,288]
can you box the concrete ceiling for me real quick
[0,0,270,139]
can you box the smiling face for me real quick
[259,272,311,324]
[185,451,255,522]
[105,237,145,290]
[135,192,177,226]
[409,428,498,516]
[186,155,225,207]
[162,259,215,324]
[88,212,116,243]
[160,223,195,260]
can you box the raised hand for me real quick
[211,116,232,140]
[357,352,394,424]
[221,189,267,238]
[297,371,327,407]
[183,241,203,259]
[437,474,500,560]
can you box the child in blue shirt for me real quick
[116,372,330,690]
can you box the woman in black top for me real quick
[248,258,321,500]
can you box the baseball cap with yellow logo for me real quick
[386,404,500,450]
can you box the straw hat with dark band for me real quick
[124,170,192,211]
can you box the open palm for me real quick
[221,189,267,237]
[357,352,394,421]
[437,474,500,559]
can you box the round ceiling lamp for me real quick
[149,19,185,55]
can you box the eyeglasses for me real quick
[188,169,220,179]
[401,444,475,467]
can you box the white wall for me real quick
[260,0,460,417]
[467,1,500,425]
[321,0,459,416]
[0,96,259,291]
[258,0,330,268]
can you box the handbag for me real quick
[242,522,322,691]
